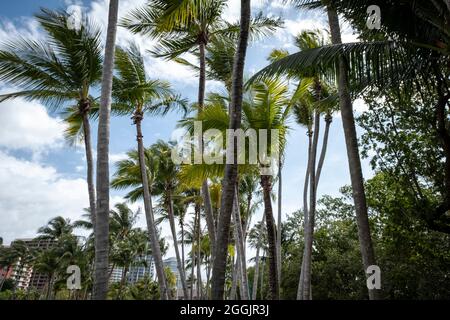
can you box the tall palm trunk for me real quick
[45,273,54,300]
[206,256,211,296]
[259,255,265,299]
[260,175,279,299]
[181,217,186,279]
[117,266,129,299]
[233,187,249,299]
[326,6,379,300]
[108,262,116,280]
[252,216,265,300]
[167,191,189,298]
[190,245,195,299]
[297,114,332,300]
[134,114,169,300]
[243,194,253,240]
[315,114,332,189]
[252,244,261,300]
[211,0,252,300]
[202,182,216,261]
[229,258,238,299]
[234,233,243,299]
[80,104,96,230]
[276,156,282,291]
[195,205,203,299]
[198,39,217,262]
[297,127,312,299]
[300,111,320,300]
[93,0,118,300]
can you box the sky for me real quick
[0,0,372,260]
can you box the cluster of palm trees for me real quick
[0,204,165,300]
[1,0,449,300]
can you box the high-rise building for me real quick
[127,254,154,284]
[163,257,183,298]
[108,254,154,285]
[10,238,57,292]
[109,265,123,283]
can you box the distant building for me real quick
[10,238,57,292]
[109,265,123,283]
[127,254,154,284]
[109,254,154,284]
[0,245,14,283]
[163,257,183,299]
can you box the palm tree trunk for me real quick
[117,266,129,299]
[211,0,252,300]
[190,248,195,299]
[233,187,249,299]
[326,6,379,300]
[229,258,238,300]
[196,205,203,299]
[181,217,186,289]
[297,128,312,299]
[296,115,331,299]
[108,262,116,281]
[243,194,252,240]
[301,111,320,300]
[45,273,54,300]
[276,156,282,291]
[135,116,169,300]
[93,0,118,300]
[260,175,279,300]
[81,110,96,231]
[198,40,217,263]
[260,255,265,299]
[202,182,216,262]
[167,191,189,299]
[206,256,211,297]
[252,245,261,300]
[315,114,332,190]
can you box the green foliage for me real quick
[278,173,450,299]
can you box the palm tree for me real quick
[150,141,190,298]
[0,9,102,231]
[248,217,266,300]
[325,5,378,300]
[5,241,34,297]
[93,0,119,300]
[251,2,380,299]
[37,217,74,242]
[246,78,290,300]
[272,30,338,300]
[33,248,60,299]
[123,0,281,266]
[253,0,450,298]
[110,228,148,299]
[232,185,249,299]
[186,77,290,299]
[211,0,252,300]
[111,150,169,299]
[111,43,186,300]
[110,203,140,240]
[73,209,95,233]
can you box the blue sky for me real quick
[0,0,372,258]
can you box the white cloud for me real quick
[86,0,199,86]
[0,16,43,44]
[0,94,66,152]
[110,152,128,163]
[0,151,88,244]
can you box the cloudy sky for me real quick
[0,0,371,258]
